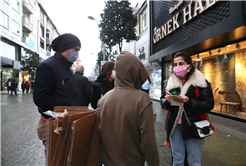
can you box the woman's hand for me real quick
[173,95,189,103]
[165,91,172,103]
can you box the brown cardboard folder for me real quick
[46,106,101,166]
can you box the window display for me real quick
[149,69,162,100]
[192,49,246,120]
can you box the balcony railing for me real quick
[22,16,33,33]
[22,0,33,14]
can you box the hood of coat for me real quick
[115,51,149,89]
[166,69,207,96]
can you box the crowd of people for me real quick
[32,33,214,166]
[5,79,32,96]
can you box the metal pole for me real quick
[89,16,105,61]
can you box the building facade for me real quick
[135,0,162,101]
[1,0,59,90]
[149,1,246,120]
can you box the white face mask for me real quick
[111,70,115,79]
[65,50,79,63]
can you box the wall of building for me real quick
[1,0,60,91]
[1,0,23,42]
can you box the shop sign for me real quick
[153,0,218,44]
[0,31,21,45]
[169,0,183,15]
[25,36,35,48]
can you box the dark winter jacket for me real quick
[33,52,87,119]
[11,81,17,90]
[160,69,214,140]
[91,74,114,109]
[21,82,25,89]
[73,71,92,106]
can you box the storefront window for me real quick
[163,62,172,83]
[150,68,162,100]
[2,69,13,89]
[0,41,15,60]
[193,49,246,120]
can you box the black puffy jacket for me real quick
[91,75,114,109]
[33,52,87,119]
[160,69,214,140]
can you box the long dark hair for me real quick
[172,52,195,80]
[101,61,115,80]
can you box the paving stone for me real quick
[1,93,246,165]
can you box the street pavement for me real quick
[1,91,246,166]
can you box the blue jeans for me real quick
[170,124,204,166]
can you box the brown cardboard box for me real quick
[46,107,101,166]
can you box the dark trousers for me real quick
[22,89,25,94]
[11,89,17,96]
[7,87,11,94]
[26,88,29,93]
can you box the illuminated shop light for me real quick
[221,54,228,64]
[218,48,222,54]
[236,43,241,49]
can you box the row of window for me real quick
[1,11,36,34]
[4,0,20,13]
[1,11,19,35]
[4,0,36,13]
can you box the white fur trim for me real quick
[166,69,208,136]
[166,69,207,96]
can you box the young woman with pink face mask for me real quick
[160,52,214,166]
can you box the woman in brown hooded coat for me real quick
[97,51,160,166]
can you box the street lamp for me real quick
[88,16,105,61]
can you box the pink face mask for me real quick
[173,65,190,77]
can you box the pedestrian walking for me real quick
[33,33,85,156]
[141,77,153,94]
[98,51,160,166]
[30,80,35,93]
[21,81,25,94]
[91,61,115,109]
[7,78,12,95]
[160,52,214,166]
[10,79,17,96]
[73,64,92,106]
[25,81,30,93]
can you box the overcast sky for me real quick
[44,0,139,76]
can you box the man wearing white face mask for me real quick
[33,33,87,156]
